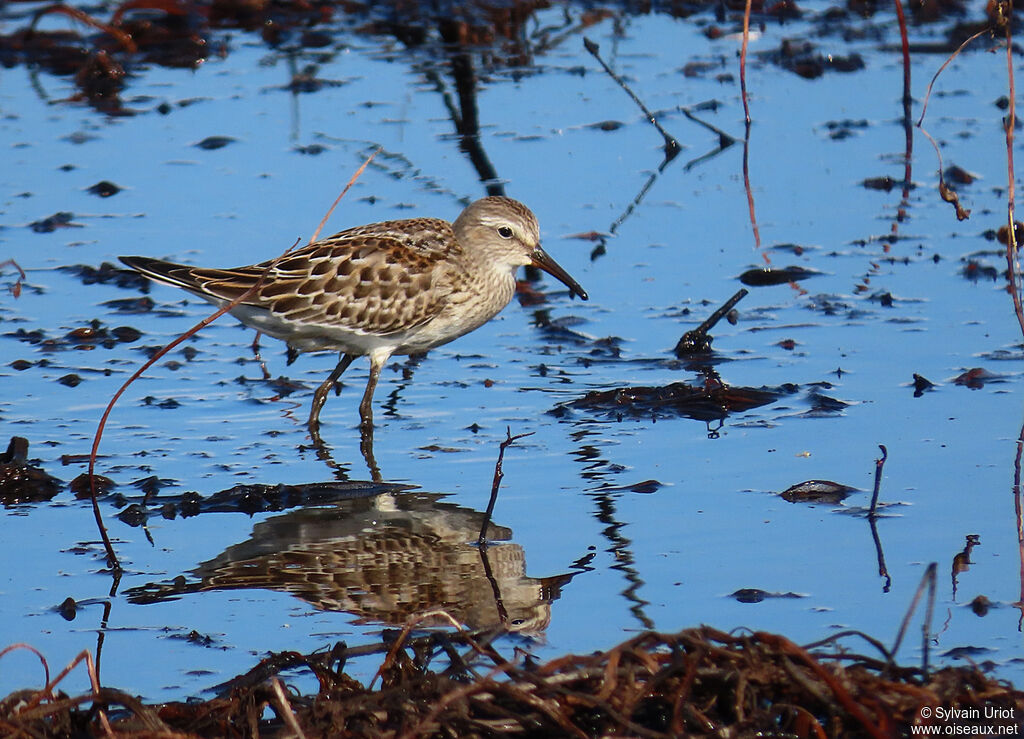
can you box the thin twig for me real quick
[753,633,889,739]
[270,678,307,739]
[917,27,990,126]
[1013,419,1024,626]
[1003,1,1024,338]
[740,0,752,126]
[583,37,680,161]
[309,147,381,243]
[914,28,989,225]
[0,258,27,298]
[478,428,534,545]
[891,563,938,671]
[921,562,937,676]
[0,643,52,695]
[369,609,465,690]
[398,657,535,739]
[801,629,893,664]
[673,288,748,356]
[893,0,914,231]
[30,4,137,53]
[19,650,103,714]
[918,126,971,220]
[893,0,911,112]
[868,444,887,517]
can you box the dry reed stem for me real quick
[1003,2,1024,337]
[30,4,137,52]
[270,678,307,739]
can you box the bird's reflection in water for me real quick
[306,413,381,483]
[126,491,573,634]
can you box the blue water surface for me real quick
[1,0,1023,699]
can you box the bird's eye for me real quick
[497,226,514,239]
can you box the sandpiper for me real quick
[120,196,588,434]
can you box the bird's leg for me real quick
[250,331,270,380]
[358,358,383,435]
[308,353,356,434]
[357,358,385,482]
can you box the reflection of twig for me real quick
[425,57,503,195]
[381,356,422,421]
[868,517,892,593]
[742,125,762,253]
[591,146,705,260]
[583,80,734,259]
[591,491,654,630]
[478,429,534,545]
[583,37,680,162]
[477,544,510,627]
[678,102,737,149]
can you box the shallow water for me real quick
[2,0,1024,699]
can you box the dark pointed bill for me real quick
[530,247,589,301]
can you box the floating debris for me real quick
[739,266,820,287]
[912,373,936,396]
[29,212,80,233]
[60,262,150,291]
[953,367,1002,389]
[194,136,236,150]
[86,180,122,197]
[780,479,858,503]
[0,437,62,505]
[563,381,792,422]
